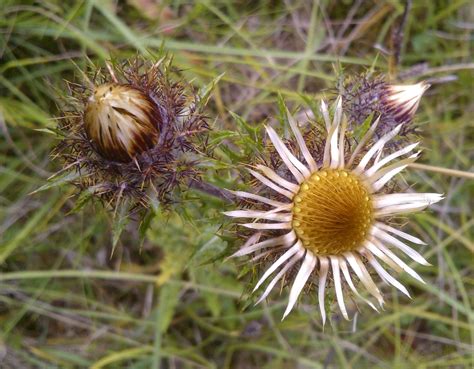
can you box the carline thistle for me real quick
[226,85,440,322]
[53,57,209,211]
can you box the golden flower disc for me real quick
[292,169,373,255]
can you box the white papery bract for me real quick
[385,82,430,125]
[225,97,442,323]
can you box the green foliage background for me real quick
[0,1,473,368]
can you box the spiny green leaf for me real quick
[68,187,96,214]
[198,72,225,107]
[29,171,80,195]
[352,112,374,140]
[111,198,130,254]
[156,283,181,333]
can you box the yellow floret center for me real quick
[292,169,373,255]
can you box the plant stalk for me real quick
[408,163,474,179]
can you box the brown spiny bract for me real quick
[340,74,429,138]
[52,57,209,211]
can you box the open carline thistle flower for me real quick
[225,97,443,323]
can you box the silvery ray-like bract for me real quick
[226,95,443,323]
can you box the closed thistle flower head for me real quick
[341,74,429,138]
[52,56,209,211]
[226,98,442,323]
[384,83,430,123]
[84,83,160,162]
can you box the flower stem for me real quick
[189,178,235,202]
[408,163,474,179]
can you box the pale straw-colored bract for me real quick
[225,97,442,323]
[385,82,430,125]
